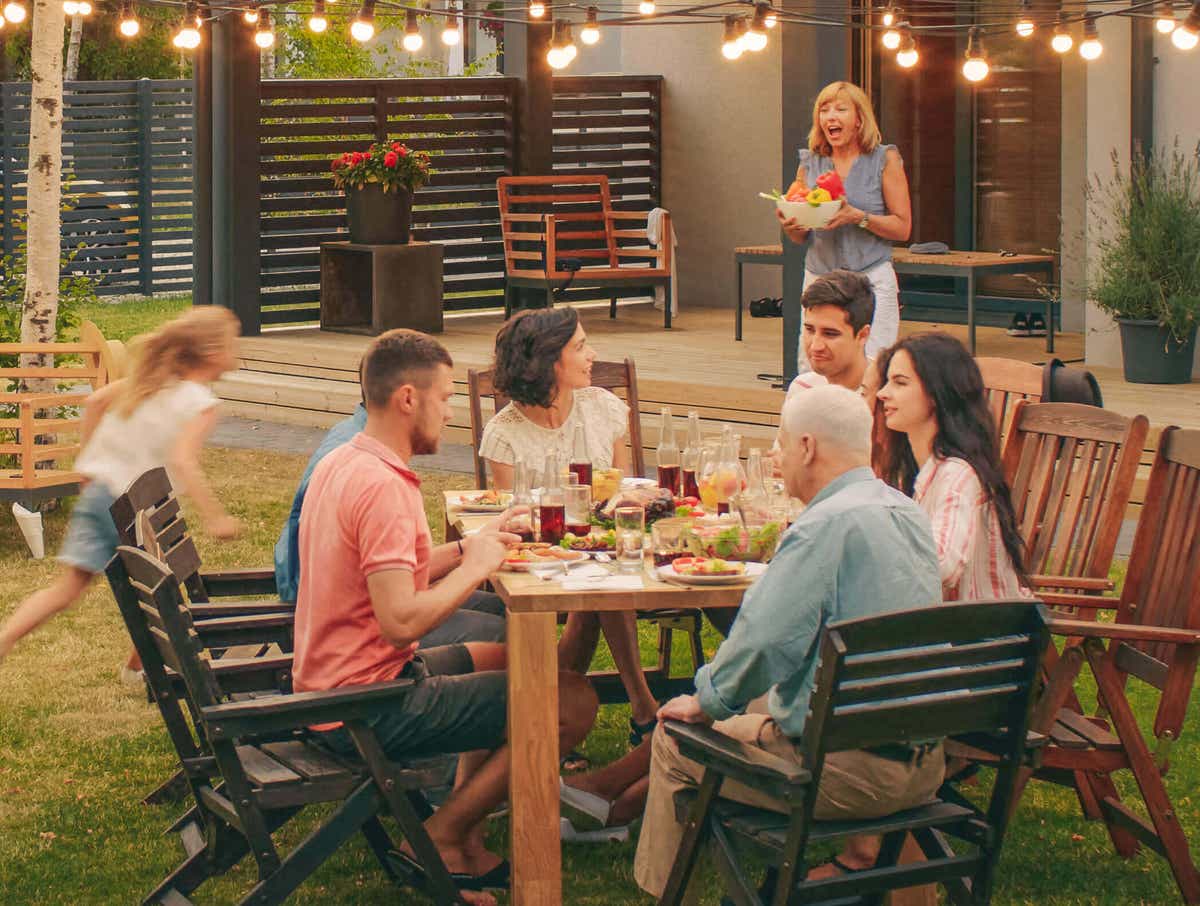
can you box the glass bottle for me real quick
[510,458,535,542]
[568,422,592,489]
[539,452,566,544]
[680,410,702,498]
[656,406,681,494]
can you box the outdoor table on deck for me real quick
[443,493,751,905]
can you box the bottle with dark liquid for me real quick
[568,422,593,489]
[681,410,701,498]
[539,452,566,544]
[656,406,681,494]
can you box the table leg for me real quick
[735,259,744,341]
[507,610,561,906]
[966,270,977,354]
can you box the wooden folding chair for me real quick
[107,545,471,906]
[1016,427,1200,903]
[659,601,1049,906]
[467,359,705,699]
[497,174,674,327]
[976,356,1043,445]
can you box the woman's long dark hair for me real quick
[876,333,1028,583]
[492,307,580,408]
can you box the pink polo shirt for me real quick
[293,432,432,695]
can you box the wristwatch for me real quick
[857,213,870,230]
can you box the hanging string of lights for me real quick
[2,0,1195,80]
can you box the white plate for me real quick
[502,552,589,571]
[620,477,658,490]
[451,493,511,513]
[773,198,843,229]
[657,561,767,585]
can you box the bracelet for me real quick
[457,539,464,556]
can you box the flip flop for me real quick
[558,777,612,831]
[388,849,511,891]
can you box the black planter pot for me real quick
[345,184,413,245]
[1116,318,1198,384]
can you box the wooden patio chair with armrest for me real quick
[107,545,471,906]
[467,360,705,700]
[658,600,1050,906]
[497,174,674,327]
[976,356,1042,445]
[1010,426,1200,903]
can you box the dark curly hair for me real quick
[492,308,581,408]
[876,332,1029,585]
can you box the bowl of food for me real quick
[503,543,588,571]
[681,514,783,563]
[761,180,845,230]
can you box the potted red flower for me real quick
[330,140,434,244]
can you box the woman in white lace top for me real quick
[481,308,659,748]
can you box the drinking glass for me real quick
[651,516,688,567]
[614,506,645,575]
[564,484,592,538]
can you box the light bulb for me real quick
[881,6,895,26]
[528,0,544,17]
[77,0,92,13]
[402,8,422,50]
[174,22,201,48]
[350,18,373,39]
[1016,18,1034,36]
[254,10,274,48]
[403,31,423,50]
[721,15,742,58]
[1080,16,1102,59]
[1174,23,1199,48]
[764,9,776,27]
[63,0,79,15]
[243,6,258,23]
[882,27,901,49]
[896,25,918,67]
[1156,1,1177,32]
[442,15,460,44]
[119,13,139,35]
[962,56,988,81]
[308,13,326,30]
[638,0,654,13]
[744,30,767,50]
[744,3,768,50]
[2,0,25,21]
[1051,24,1072,52]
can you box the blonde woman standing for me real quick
[0,307,243,676]
[778,81,912,372]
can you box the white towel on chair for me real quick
[646,207,678,316]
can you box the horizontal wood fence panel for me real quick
[0,78,193,298]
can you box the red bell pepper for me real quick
[815,170,846,200]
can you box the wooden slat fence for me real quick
[0,79,194,297]
[256,74,663,326]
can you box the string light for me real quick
[1050,19,1073,52]
[243,3,258,24]
[764,7,776,28]
[63,0,79,15]
[173,4,201,48]
[881,4,896,26]
[402,7,423,51]
[254,8,275,48]
[580,6,599,44]
[1079,14,1102,59]
[962,26,989,81]
[528,0,544,18]
[2,0,24,21]
[721,14,743,59]
[308,0,328,32]
[441,7,460,44]
[1015,0,1035,37]
[882,19,902,49]
[896,24,918,67]
[1155,0,1177,32]
[1173,1,1199,48]
[638,0,655,14]
[563,20,577,61]
[546,19,569,68]
[118,0,139,35]
[350,0,375,41]
[743,3,769,51]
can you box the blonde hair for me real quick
[119,306,239,416]
[808,81,883,158]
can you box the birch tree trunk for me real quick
[65,13,82,81]
[20,0,67,364]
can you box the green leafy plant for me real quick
[330,140,433,194]
[1087,141,1200,342]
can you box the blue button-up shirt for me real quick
[694,467,942,738]
[273,404,368,603]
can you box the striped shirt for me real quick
[913,456,1030,602]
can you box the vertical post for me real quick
[0,84,13,259]
[212,13,262,334]
[780,0,846,382]
[953,16,974,252]
[193,33,214,307]
[503,16,553,176]
[373,84,388,144]
[1130,16,1154,160]
[137,78,156,296]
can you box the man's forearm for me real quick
[428,540,463,580]
[397,566,484,644]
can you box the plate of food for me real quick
[560,529,616,553]
[657,557,767,585]
[453,489,512,513]
[502,543,589,571]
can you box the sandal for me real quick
[560,749,591,773]
[388,850,511,891]
[629,715,657,748]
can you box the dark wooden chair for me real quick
[106,545,471,906]
[497,174,674,327]
[467,360,704,699]
[1013,427,1200,903]
[976,356,1043,445]
[658,600,1050,906]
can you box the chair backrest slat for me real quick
[977,356,1043,444]
[468,358,646,488]
[498,176,617,276]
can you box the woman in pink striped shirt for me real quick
[874,333,1029,601]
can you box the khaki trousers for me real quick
[633,712,946,901]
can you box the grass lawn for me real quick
[78,294,192,343]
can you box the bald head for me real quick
[778,384,872,500]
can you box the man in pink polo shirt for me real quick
[295,329,597,899]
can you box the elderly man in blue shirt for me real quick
[633,383,945,897]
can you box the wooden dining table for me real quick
[444,493,753,905]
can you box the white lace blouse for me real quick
[479,386,630,471]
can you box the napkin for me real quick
[561,574,645,591]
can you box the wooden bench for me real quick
[0,321,124,509]
[497,174,674,326]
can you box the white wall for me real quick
[619,24,783,309]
